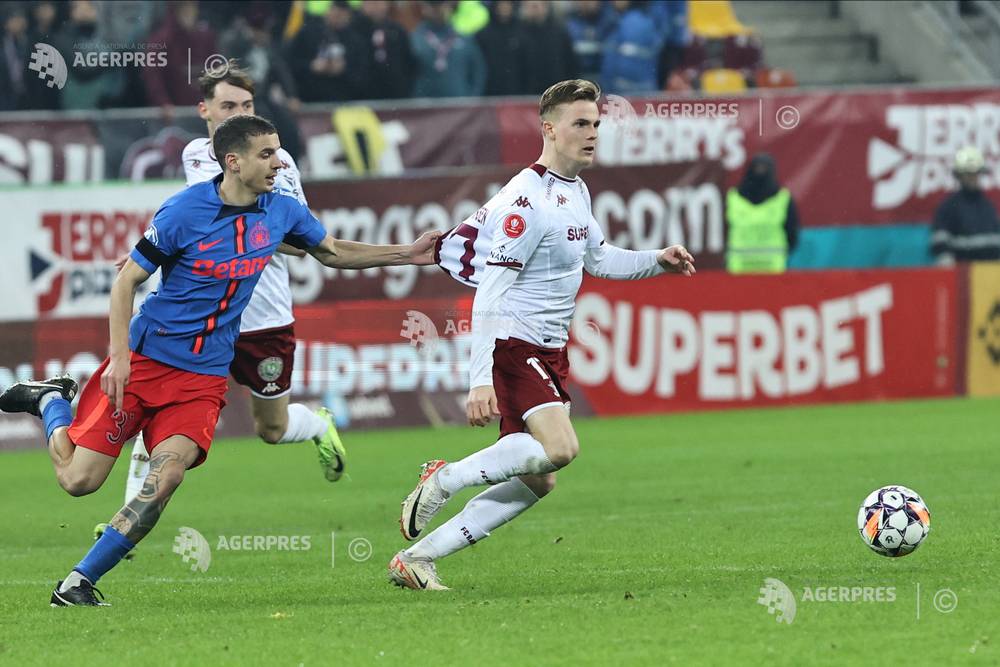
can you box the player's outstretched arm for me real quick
[103,258,151,411]
[583,243,696,279]
[306,231,442,269]
[277,243,307,258]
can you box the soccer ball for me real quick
[857,486,931,557]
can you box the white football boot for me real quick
[399,460,450,541]
[388,551,450,591]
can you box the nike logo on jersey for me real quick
[199,238,223,251]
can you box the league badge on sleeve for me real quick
[503,214,526,239]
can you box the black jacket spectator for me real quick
[287,2,370,103]
[0,6,30,111]
[735,153,800,252]
[515,1,578,95]
[931,193,1000,262]
[355,0,414,100]
[476,1,526,97]
[931,147,1000,263]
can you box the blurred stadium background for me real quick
[1,0,998,442]
[2,1,1000,662]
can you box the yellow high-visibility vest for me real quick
[725,188,791,273]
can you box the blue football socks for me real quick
[74,525,135,584]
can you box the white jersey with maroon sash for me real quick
[436,163,666,388]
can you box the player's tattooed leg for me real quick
[109,451,184,544]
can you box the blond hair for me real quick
[539,79,601,119]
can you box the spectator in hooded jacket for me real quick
[725,153,800,274]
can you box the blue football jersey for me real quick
[128,174,326,376]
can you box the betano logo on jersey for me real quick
[867,103,1000,209]
[192,256,271,279]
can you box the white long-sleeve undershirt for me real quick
[583,243,665,280]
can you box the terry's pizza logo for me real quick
[867,103,1000,209]
[249,220,271,249]
[503,214,526,238]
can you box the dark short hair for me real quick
[213,115,277,168]
[198,59,255,100]
[539,79,601,118]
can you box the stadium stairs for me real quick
[729,0,909,87]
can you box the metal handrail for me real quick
[971,0,1000,75]
[918,0,994,80]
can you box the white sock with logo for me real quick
[278,403,329,444]
[406,478,540,561]
[124,435,150,503]
[436,433,556,495]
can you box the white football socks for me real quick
[124,436,150,503]
[406,478,540,561]
[59,569,89,592]
[436,432,556,495]
[38,391,61,414]
[277,403,329,443]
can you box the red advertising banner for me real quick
[498,86,1000,227]
[567,268,960,414]
[0,266,965,449]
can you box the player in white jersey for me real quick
[112,63,345,522]
[388,80,696,590]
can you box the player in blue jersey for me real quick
[0,115,441,606]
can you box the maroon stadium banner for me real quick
[497,86,1000,228]
[567,267,961,415]
[289,160,729,307]
[0,266,963,449]
[4,86,998,229]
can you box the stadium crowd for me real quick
[0,0,691,112]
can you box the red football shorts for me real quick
[229,324,296,399]
[67,352,228,468]
[492,337,571,438]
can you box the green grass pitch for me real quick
[0,397,996,666]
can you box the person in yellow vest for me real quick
[725,153,800,273]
